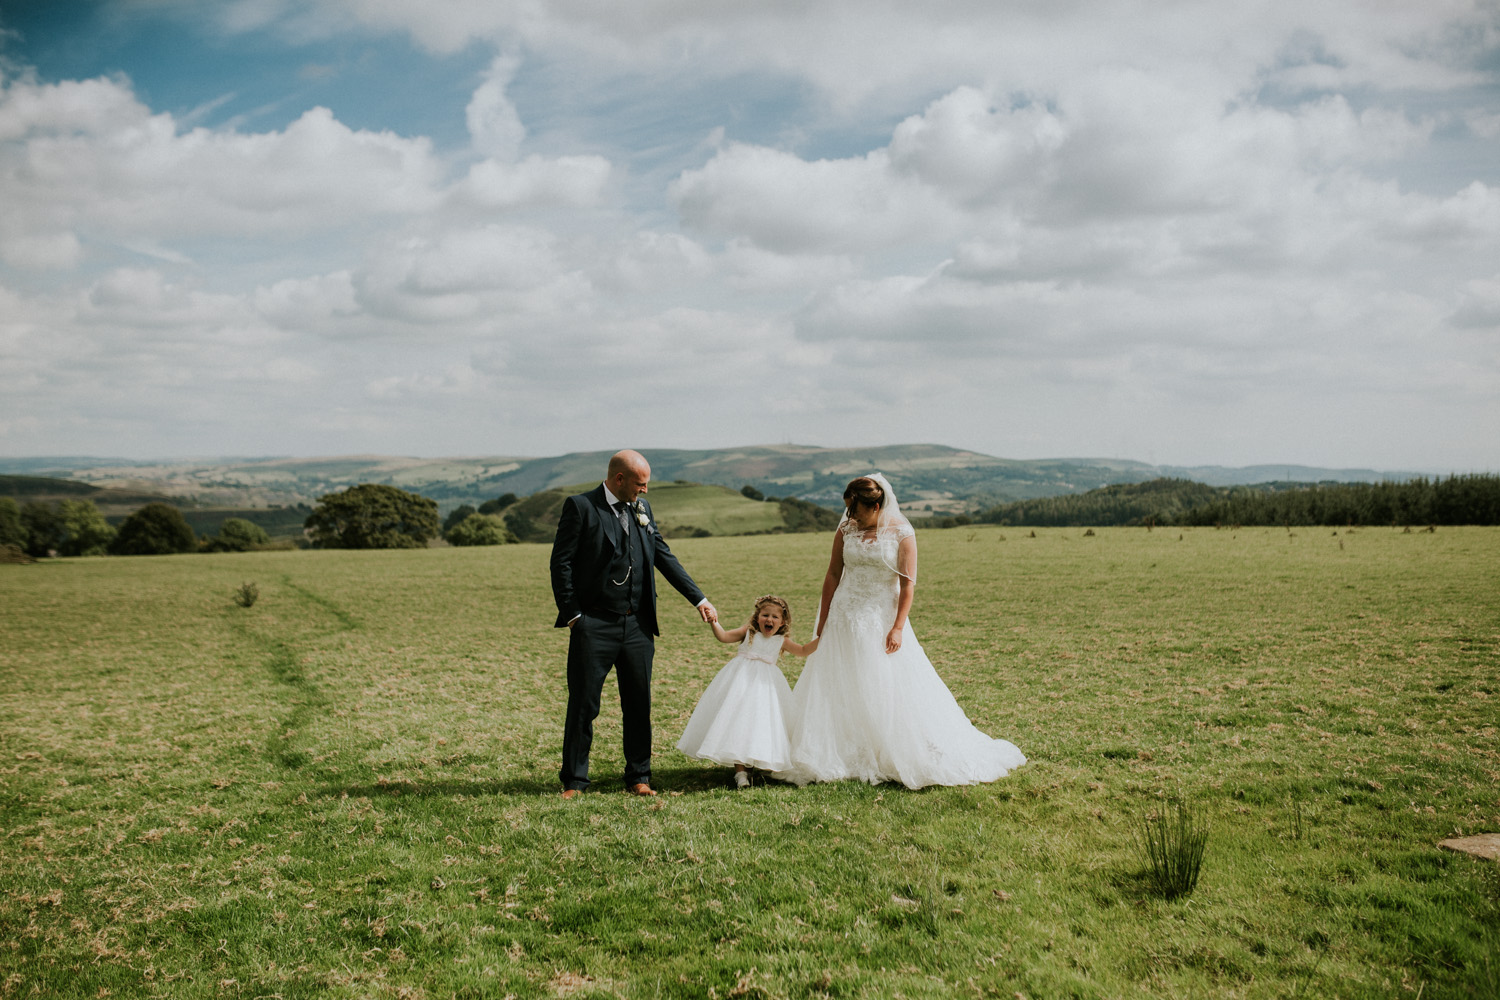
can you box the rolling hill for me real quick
[1,475,311,540]
[497,481,838,543]
[0,445,1427,516]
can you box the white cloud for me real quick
[366,363,483,401]
[466,54,525,160]
[886,87,1066,209]
[457,155,610,209]
[303,0,1497,116]
[262,357,320,383]
[598,231,713,294]
[351,226,594,326]
[1450,274,1500,329]
[1,3,1496,469]
[671,143,949,254]
[0,74,447,271]
[254,271,360,330]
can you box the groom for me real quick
[550,449,717,798]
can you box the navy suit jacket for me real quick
[550,485,705,636]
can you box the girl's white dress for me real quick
[676,632,794,771]
[776,524,1027,789]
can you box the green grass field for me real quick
[2,526,1497,998]
[644,482,785,537]
[499,481,798,542]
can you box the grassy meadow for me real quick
[611,482,784,538]
[1,526,1497,999]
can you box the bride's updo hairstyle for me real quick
[843,476,884,513]
[748,595,792,635]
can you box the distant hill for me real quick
[498,481,839,543]
[1,474,310,540]
[0,446,1432,514]
[0,474,183,511]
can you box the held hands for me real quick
[699,601,718,624]
[884,626,903,654]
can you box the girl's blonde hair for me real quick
[747,594,792,635]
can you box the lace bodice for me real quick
[828,528,912,635]
[738,632,785,665]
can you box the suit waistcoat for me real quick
[600,506,645,614]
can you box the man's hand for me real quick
[698,601,718,624]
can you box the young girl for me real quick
[675,595,819,788]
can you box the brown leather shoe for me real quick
[625,783,657,797]
[560,788,581,800]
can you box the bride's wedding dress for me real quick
[777,516,1026,789]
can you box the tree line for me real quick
[15,474,1490,558]
[0,497,281,559]
[964,475,1500,528]
[1172,474,1500,527]
[0,484,522,559]
[970,478,1222,528]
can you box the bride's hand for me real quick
[884,627,903,653]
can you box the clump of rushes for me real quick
[233,581,259,608]
[1135,799,1209,900]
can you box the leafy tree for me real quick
[777,496,841,532]
[442,504,477,533]
[477,493,518,515]
[19,500,65,557]
[57,499,115,556]
[304,484,439,549]
[203,517,273,552]
[0,497,23,549]
[503,508,542,543]
[740,485,765,501]
[109,503,197,555]
[445,513,518,546]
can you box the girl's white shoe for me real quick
[734,771,751,789]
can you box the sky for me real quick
[1,1,1497,472]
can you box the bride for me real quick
[776,474,1026,789]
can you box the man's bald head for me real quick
[606,450,651,502]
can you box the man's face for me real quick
[613,464,650,502]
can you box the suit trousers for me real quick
[560,612,655,791]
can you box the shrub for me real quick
[0,497,23,549]
[1134,800,1209,900]
[503,509,542,543]
[477,493,518,515]
[442,504,477,533]
[204,518,273,552]
[109,503,197,555]
[233,582,259,607]
[445,513,518,546]
[56,499,116,556]
[778,496,841,533]
[740,484,765,501]
[304,484,439,549]
[18,500,65,557]
[13,499,116,556]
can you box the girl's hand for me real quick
[884,627,903,653]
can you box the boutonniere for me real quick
[632,503,650,527]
